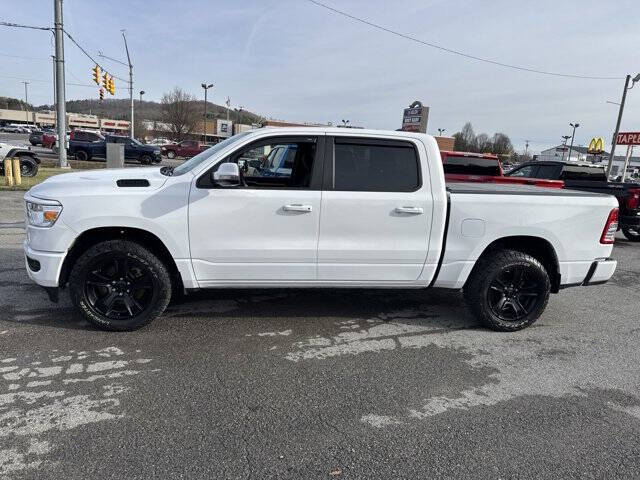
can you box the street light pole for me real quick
[201,83,213,142]
[53,0,68,168]
[560,135,571,162]
[22,81,30,124]
[121,31,134,139]
[437,128,446,136]
[524,140,530,157]
[139,90,145,102]
[568,122,579,161]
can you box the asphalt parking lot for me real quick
[1,189,640,479]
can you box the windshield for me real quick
[171,132,252,176]
[131,138,143,146]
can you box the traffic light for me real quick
[92,65,101,85]
[99,88,104,101]
[103,72,109,91]
[107,77,115,95]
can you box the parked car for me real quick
[441,151,564,188]
[69,134,162,164]
[23,128,618,332]
[0,142,40,176]
[506,160,640,241]
[161,140,210,159]
[1,124,28,134]
[147,137,175,147]
[29,129,54,146]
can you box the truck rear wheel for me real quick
[622,227,640,242]
[69,240,172,331]
[463,249,550,331]
[166,150,176,159]
[139,154,152,165]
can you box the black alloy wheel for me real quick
[84,254,154,320]
[487,265,544,322]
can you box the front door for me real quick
[317,136,433,282]
[188,135,323,284]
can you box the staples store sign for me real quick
[617,132,640,145]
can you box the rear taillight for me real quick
[600,208,619,244]
[626,188,640,210]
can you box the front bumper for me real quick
[23,241,65,288]
[582,258,617,286]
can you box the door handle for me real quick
[283,204,313,212]
[395,206,424,215]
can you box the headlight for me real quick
[26,200,63,227]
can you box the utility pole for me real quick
[22,81,30,124]
[201,83,213,142]
[226,96,231,121]
[54,0,68,168]
[568,122,579,161]
[607,75,631,177]
[121,31,134,138]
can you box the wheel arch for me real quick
[466,235,561,293]
[58,226,184,294]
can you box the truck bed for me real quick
[446,182,608,197]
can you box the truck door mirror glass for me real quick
[213,162,241,187]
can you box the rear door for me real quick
[317,136,432,282]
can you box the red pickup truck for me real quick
[161,140,210,159]
[441,151,564,188]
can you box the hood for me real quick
[28,166,170,201]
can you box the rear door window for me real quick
[535,164,561,179]
[333,139,420,192]
[508,165,538,177]
[560,165,608,181]
[442,155,501,176]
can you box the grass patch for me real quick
[0,167,73,191]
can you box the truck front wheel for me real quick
[75,150,89,162]
[463,249,550,331]
[69,240,172,331]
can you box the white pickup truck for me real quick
[23,128,619,332]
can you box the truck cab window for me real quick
[333,141,419,192]
[208,138,316,189]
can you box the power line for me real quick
[0,53,50,61]
[62,28,128,82]
[305,0,624,81]
[0,73,126,89]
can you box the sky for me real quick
[1,0,639,154]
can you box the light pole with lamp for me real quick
[560,135,571,162]
[201,83,213,143]
[567,122,579,161]
[437,128,446,136]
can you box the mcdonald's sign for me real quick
[587,137,605,154]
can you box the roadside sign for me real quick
[401,101,429,133]
[587,137,605,153]
[616,132,640,145]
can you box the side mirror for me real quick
[213,162,241,187]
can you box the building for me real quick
[0,108,130,132]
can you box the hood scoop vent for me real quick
[116,179,150,187]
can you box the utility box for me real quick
[106,142,125,169]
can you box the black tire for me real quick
[622,227,640,242]
[139,154,152,165]
[69,240,172,331]
[75,150,89,162]
[166,150,176,159]
[18,157,38,177]
[463,249,550,332]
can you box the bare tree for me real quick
[161,87,197,141]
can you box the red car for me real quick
[441,151,564,188]
[161,140,210,159]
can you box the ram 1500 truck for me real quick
[23,128,619,332]
[507,160,640,241]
